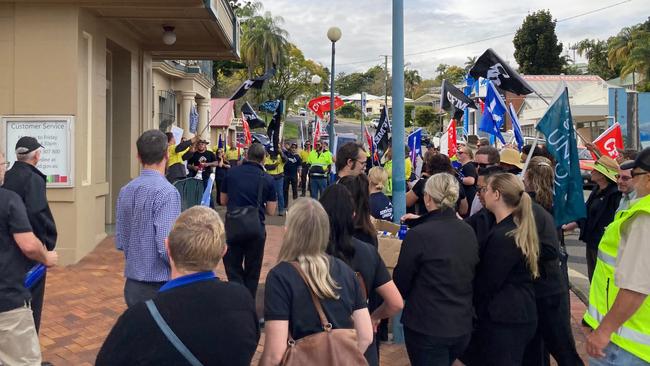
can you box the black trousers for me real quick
[215,177,224,206]
[223,230,266,299]
[586,246,598,282]
[284,173,299,201]
[523,293,584,366]
[404,327,471,366]
[471,318,536,366]
[30,271,46,333]
[300,164,309,196]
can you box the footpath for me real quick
[38,224,590,365]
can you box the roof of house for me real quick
[210,98,235,127]
[607,72,645,89]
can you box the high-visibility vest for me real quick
[264,155,284,175]
[583,194,650,362]
[307,150,331,177]
[225,146,239,161]
[384,158,412,196]
[167,144,190,167]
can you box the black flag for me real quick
[267,100,283,153]
[229,67,276,101]
[469,49,534,95]
[241,102,266,129]
[440,79,477,120]
[373,106,391,163]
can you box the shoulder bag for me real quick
[280,262,368,366]
[225,173,265,244]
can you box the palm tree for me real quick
[607,26,637,70]
[463,56,477,73]
[404,69,421,99]
[240,11,289,76]
[620,30,650,82]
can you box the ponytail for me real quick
[512,192,539,278]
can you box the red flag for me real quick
[478,99,485,114]
[447,119,458,158]
[241,114,252,145]
[308,96,345,119]
[363,124,373,151]
[313,119,321,149]
[593,123,623,159]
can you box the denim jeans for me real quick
[404,327,471,366]
[589,342,649,366]
[272,176,285,214]
[309,177,327,200]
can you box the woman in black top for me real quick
[394,173,479,366]
[474,173,540,366]
[457,145,478,211]
[260,198,373,366]
[319,184,403,366]
[338,174,378,247]
[213,148,230,205]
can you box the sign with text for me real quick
[2,116,74,188]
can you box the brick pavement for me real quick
[39,224,589,365]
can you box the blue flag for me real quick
[479,81,506,144]
[200,174,215,207]
[407,128,422,166]
[508,103,525,151]
[536,87,586,226]
[189,104,199,133]
[218,134,224,149]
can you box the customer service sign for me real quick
[2,116,74,188]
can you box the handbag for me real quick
[225,173,265,244]
[280,262,369,366]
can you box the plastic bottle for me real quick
[398,224,408,240]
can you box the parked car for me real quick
[578,146,597,188]
[369,118,380,129]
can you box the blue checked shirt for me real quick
[115,169,181,282]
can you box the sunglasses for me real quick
[615,174,632,181]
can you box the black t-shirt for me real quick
[96,278,259,366]
[349,238,391,306]
[264,257,367,341]
[214,156,228,180]
[222,162,277,224]
[0,188,34,312]
[413,175,466,215]
[369,192,394,222]
[284,152,302,177]
[460,162,478,206]
[188,150,217,181]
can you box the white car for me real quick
[369,118,380,129]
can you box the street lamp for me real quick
[327,26,341,150]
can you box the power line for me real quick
[336,0,632,67]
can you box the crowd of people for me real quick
[1,128,650,366]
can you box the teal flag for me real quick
[536,88,586,226]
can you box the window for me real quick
[158,90,176,131]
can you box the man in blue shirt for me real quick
[115,130,181,307]
[221,143,277,299]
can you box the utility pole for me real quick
[381,55,389,110]
[391,0,405,225]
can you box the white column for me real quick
[197,100,210,140]
[180,91,196,138]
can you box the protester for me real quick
[3,136,58,333]
[164,132,195,183]
[499,147,524,175]
[283,142,302,205]
[469,146,501,215]
[264,150,287,216]
[473,173,539,365]
[616,149,638,165]
[616,160,637,212]
[307,140,332,199]
[336,142,367,178]
[563,156,621,281]
[407,153,467,216]
[115,130,181,307]
[520,144,554,165]
[187,139,217,191]
[394,173,479,366]
[464,166,504,247]
[478,137,490,148]
[221,143,277,299]
[368,167,393,222]
[225,138,241,166]
[457,145,478,209]
[299,141,311,196]
[523,157,584,366]
[213,148,230,206]
[383,147,412,198]
[0,152,58,366]
[97,207,259,365]
[260,198,373,365]
[584,147,650,365]
[319,185,403,366]
[338,174,378,247]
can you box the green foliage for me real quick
[513,10,564,74]
[404,69,422,99]
[434,64,465,84]
[415,106,437,128]
[240,10,289,75]
[338,103,361,118]
[607,18,650,90]
[405,104,415,127]
[574,39,617,80]
[412,79,440,100]
[335,65,390,96]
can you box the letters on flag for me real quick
[593,123,624,159]
[469,49,534,95]
[479,81,506,144]
[241,102,266,129]
[408,128,423,166]
[440,80,477,120]
[508,103,525,151]
[308,96,345,119]
[536,87,586,226]
[373,106,391,162]
[229,67,276,101]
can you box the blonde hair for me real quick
[168,206,226,272]
[487,173,540,278]
[524,157,555,211]
[368,166,388,190]
[461,146,474,159]
[424,173,459,210]
[278,198,340,299]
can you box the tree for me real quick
[240,11,289,75]
[404,69,422,99]
[434,64,465,84]
[464,56,477,73]
[574,39,617,80]
[412,79,439,100]
[608,20,650,91]
[415,106,437,128]
[513,10,564,74]
[267,43,328,106]
[405,104,415,127]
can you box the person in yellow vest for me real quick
[264,149,287,216]
[165,133,197,183]
[585,147,650,365]
[383,147,412,197]
[298,141,311,197]
[306,141,332,199]
[222,140,241,166]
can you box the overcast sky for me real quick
[262,0,649,78]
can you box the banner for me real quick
[373,106,391,163]
[407,128,422,166]
[313,119,321,149]
[536,87,586,226]
[508,103,525,151]
[241,113,252,145]
[593,122,624,159]
[189,104,199,133]
[230,67,276,101]
[267,100,283,152]
[469,48,534,95]
[308,95,345,119]
[479,80,506,144]
[241,102,266,129]
[439,119,458,158]
[440,80,477,120]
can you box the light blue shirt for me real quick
[115,169,181,282]
[617,190,637,213]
